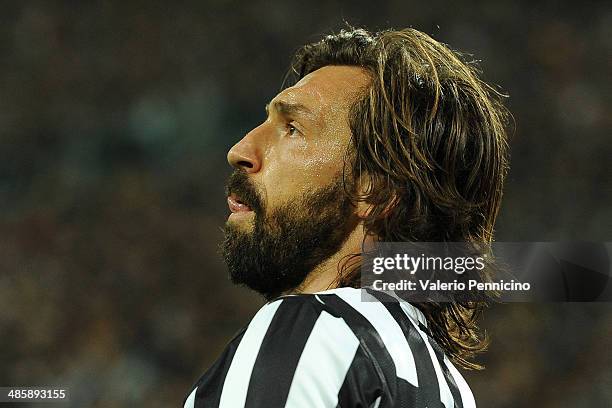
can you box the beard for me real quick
[221,170,357,301]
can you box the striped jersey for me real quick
[183,287,476,408]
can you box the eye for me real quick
[287,122,301,137]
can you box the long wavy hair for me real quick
[285,27,510,370]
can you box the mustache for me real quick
[225,170,264,213]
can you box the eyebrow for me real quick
[265,100,313,118]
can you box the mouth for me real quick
[227,194,253,214]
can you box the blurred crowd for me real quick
[0,1,610,407]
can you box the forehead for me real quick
[271,65,370,117]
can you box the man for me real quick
[184,27,508,408]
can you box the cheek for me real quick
[261,136,347,204]
[305,107,352,179]
[300,138,346,181]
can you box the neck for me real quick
[288,224,366,295]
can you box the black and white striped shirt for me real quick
[183,287,476,408]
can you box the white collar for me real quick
[313,286,428,328]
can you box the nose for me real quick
[227,129,262,173]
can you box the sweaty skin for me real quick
[227,65,372,294]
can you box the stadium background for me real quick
[1,1,610,407]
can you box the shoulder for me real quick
[254,288,424,344]
[249,288,423,386]
[237,290,380,393]
[254,287,428,354]
[205,291,376,407]
[269,287,425,320]
[246,291,361,350]
[185,288,476,408]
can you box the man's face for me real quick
[222,66,370,300]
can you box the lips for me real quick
[227,194,252,213]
